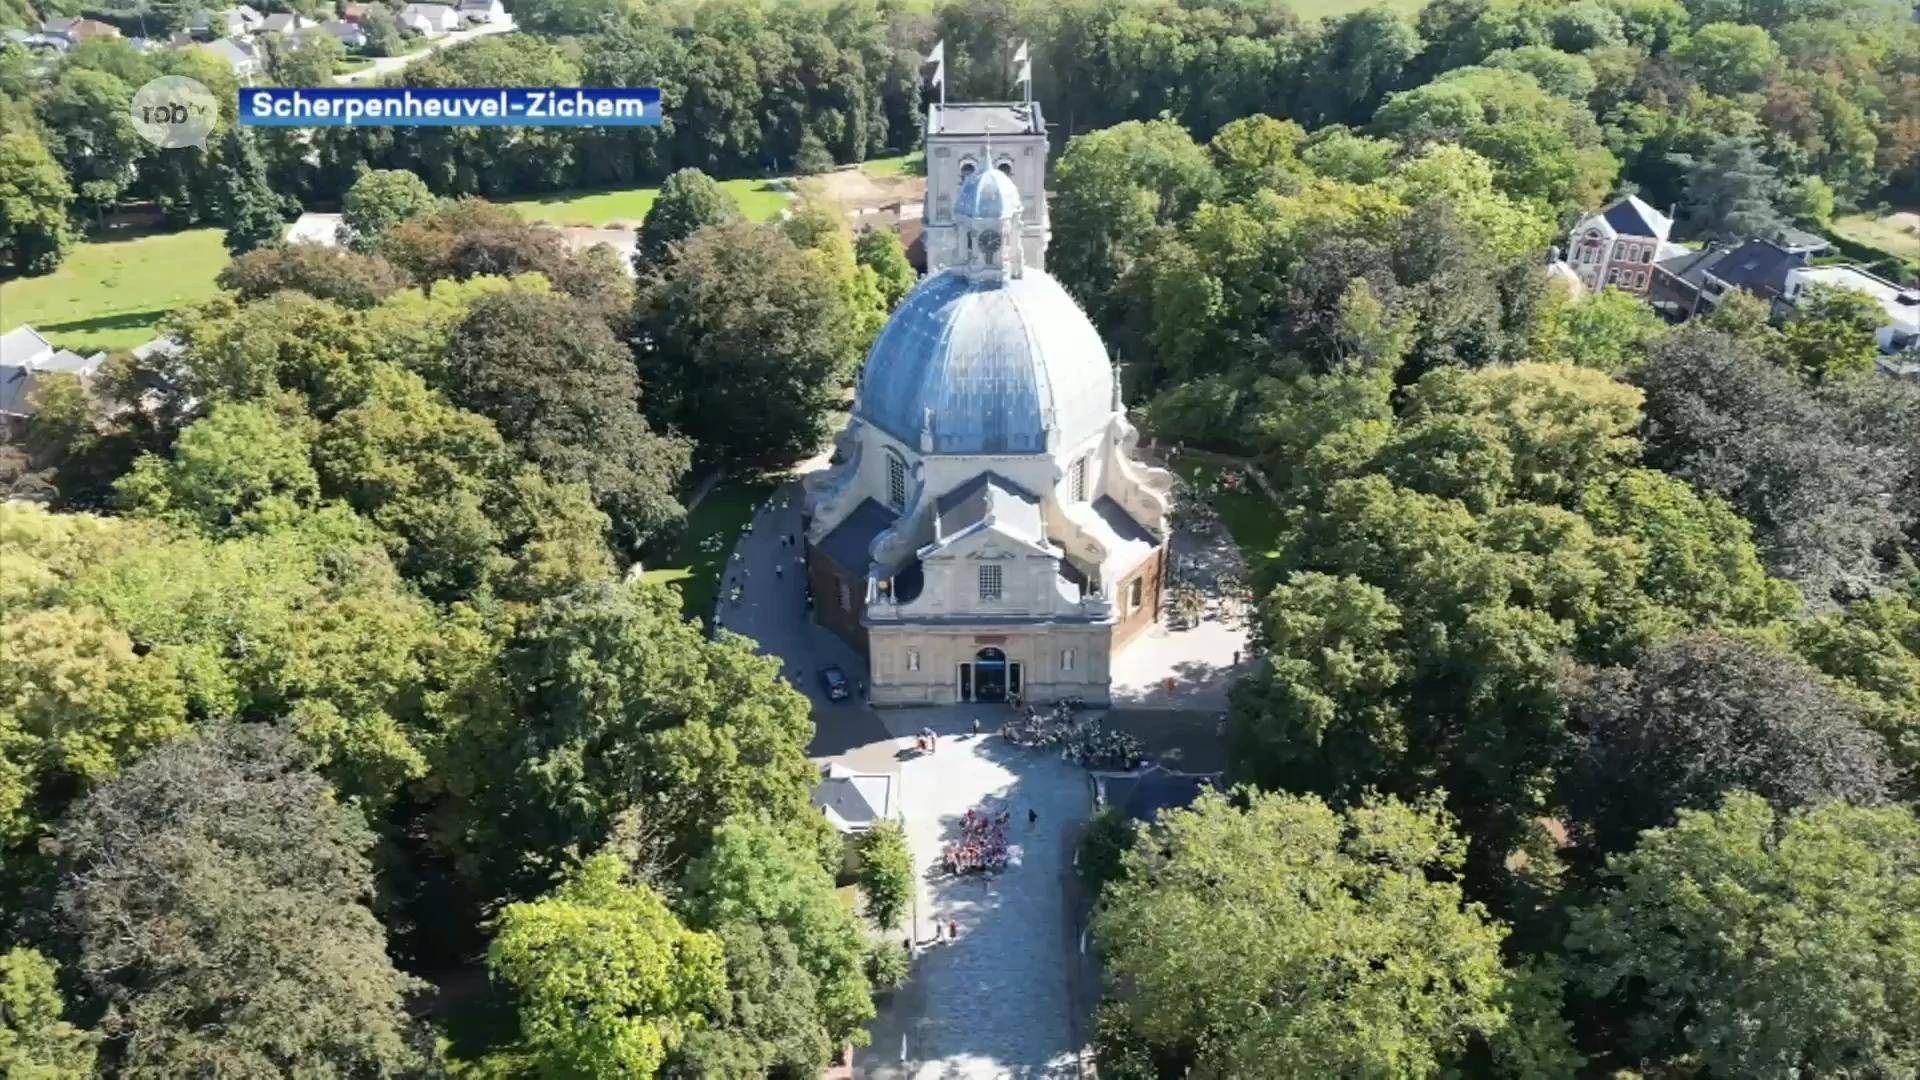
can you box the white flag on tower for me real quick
[1012,40,1028,64]
[1013,40,1032,101]
[926,40,945,85]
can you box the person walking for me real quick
[774,563,783,580]
[948,919,958,941]
[1028,807,1038,828]
[971,717,981,737]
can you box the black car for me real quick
[819,665,850,701]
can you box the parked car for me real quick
[820,665,850,701]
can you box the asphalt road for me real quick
[333,18,516,84]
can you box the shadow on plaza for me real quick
[861,729,1093,1080]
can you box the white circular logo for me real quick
[130,76,219,150]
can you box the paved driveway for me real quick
[715,479,888,758]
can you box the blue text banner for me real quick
[238,87,662,127]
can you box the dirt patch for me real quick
[807,167,925,213]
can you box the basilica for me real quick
[801,98,1176,707]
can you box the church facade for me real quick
[801,99,1175,707]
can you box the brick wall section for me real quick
[1111,545,1166,651]
[805,543,869,656]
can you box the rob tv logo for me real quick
[130,76,219,150]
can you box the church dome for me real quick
[854,269,1115,456]
[955,166,1021,221]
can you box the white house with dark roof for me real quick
[1783,265,1920,367]
[457,0,507,24]
[1564,195,1688,298]
[397,3,460,35]
[1,326,107,439]
[188,6,264,39]
[812,763,897,874]
[205,35,261,77]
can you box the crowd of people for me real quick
[942,805,1010,876]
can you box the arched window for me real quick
[959,158,977,181]
[886,451,908,511]
[996,158,1014,176]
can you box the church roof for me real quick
[934,472,1043,544]
[855,269,1113,456]
[956,167,1021,221]
[816,497,897,572]
[928,101,1045,137]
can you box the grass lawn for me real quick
[1831,210,1920,260]
[1178,461,1286,573]
[641,475,780,624]
[861,151,924,177]
[506,176,790,227]
[335,57,376,74]
[0,228,229,353]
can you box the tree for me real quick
[1633,329,1903,599]
[662,918,834,1080]
[0,605,191,846]
[1578,468,1795,624]
[213,127,291,257]
[114,402,321,536]
[36,67,142,214]
[264,27,344,87]
[1670,135,1787,243]
[433,581,819,892]
[855,225,916,310]
[684,814,875,1049]
[339,167,440,254]
[1092,789,1509,1078]
[216,243,409,308]
[0,948,97,1079]
[634,167,741,270]
[488,854,727,1078]
[53,724,423,1077]
[1567,794,1920,1076]
[1208,114,1308,200]
[446,285,689,553]
[1672,21,1778,95]
[632,223,856,467]
[359,5,403,57]
[1776,283,1883,385]
[856,819,912,932]
[0,130,75,274]
[1560,633,1894,853]
[1549,287,1667,372]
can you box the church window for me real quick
[1062,648,1075,672]
[838,580,852,611]
[959,159,977,180]
[979,565,1003,602]
[997,159,1014,176]
[1069,457,1088,503]
[1127,577,1143,611]
[908,648,921,672]
[887,452,908,511]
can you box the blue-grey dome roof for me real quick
[856,270,1114,455]
[955,168,1021,221]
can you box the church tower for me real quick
[921,101,1049,274]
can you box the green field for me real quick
[1831,210,1920,260]
[0,228,229,353]
[506,176,791,227]
[1179,461,1286,572]
[641,476,781,624]
[861,151,925,177]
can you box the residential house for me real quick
[206,35,261,77]
[41,16,121,44]
[397,2,460,35]
[1563,195,1688,299]
[811,763,897,876]
[456,0,506,23]
[3,27,67,53]
[319,19,367,46]
[1782,265,1920,365]
[259,12,316,33]
[188,6,264,39]
[1650,237,1810,320]
[1,326,107,441]
[339,2,373,20]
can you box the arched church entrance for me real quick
[958,646,1021,703]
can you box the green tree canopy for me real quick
[339,167,442,254]
[634,166,741,270]
[1567,794,1920,1076]
[0,947,98,1080]
[1092,788,1510,1078]
[488,853,727,1078]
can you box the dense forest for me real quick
[3,0,1920,1076]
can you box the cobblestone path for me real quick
[861,719,1090,1079]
